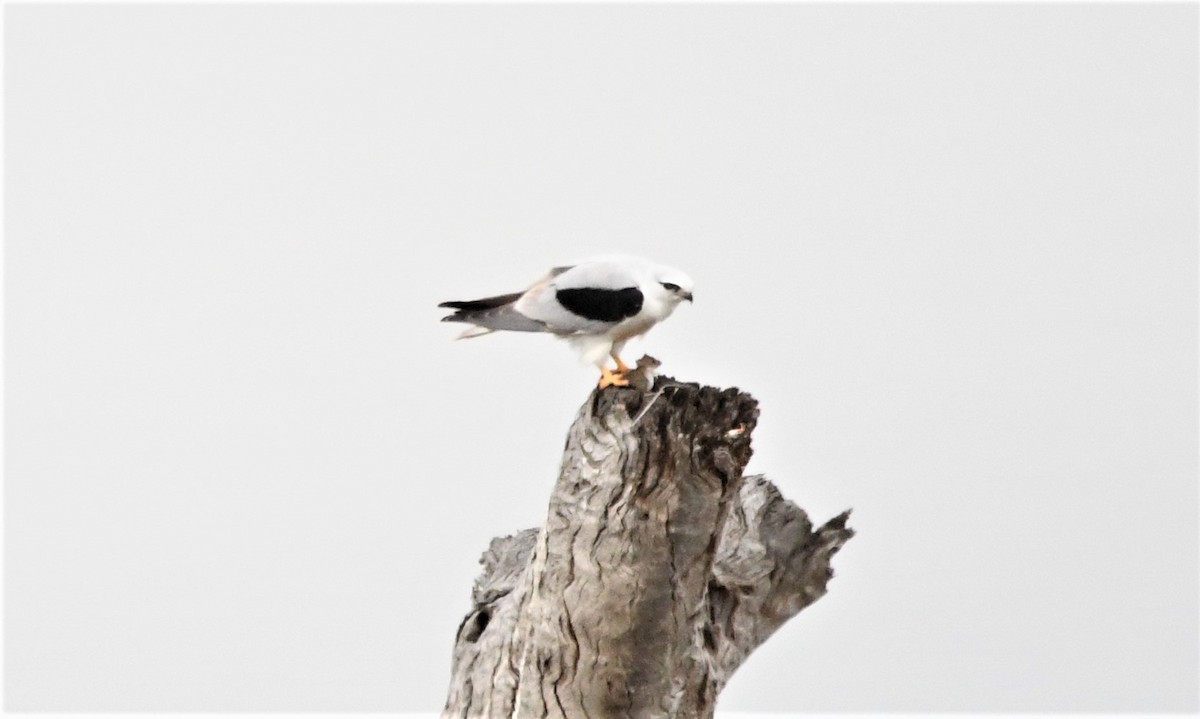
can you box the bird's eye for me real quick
[661,282,681,292]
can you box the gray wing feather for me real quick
[440,298,549,333]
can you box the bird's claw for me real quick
[599,367,631,389]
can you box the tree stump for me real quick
[442,358,854,719]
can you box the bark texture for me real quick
[443,361,854,719]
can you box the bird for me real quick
[439,255,694,388]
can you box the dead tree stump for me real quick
[442,359,854,719]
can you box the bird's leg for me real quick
[599,365,630,389]
[610,352,631,375]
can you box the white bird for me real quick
[439,255,694,387]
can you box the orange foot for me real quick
[599,365,630,389]
[611,354,631,375]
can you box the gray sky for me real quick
[5,3,1197,713]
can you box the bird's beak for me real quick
[682,292,694,303]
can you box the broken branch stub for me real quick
[443,359,853,719]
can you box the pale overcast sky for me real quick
[5,3,1197,713]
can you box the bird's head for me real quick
[649,267,695,307]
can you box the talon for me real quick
[599,366,630,389]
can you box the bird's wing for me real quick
[516,260,645,333]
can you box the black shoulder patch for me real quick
[555,287,643,322]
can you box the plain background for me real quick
[4,2,1197,713]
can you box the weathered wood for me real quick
[443,359,853,719]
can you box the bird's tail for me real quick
[438,292,548,335]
